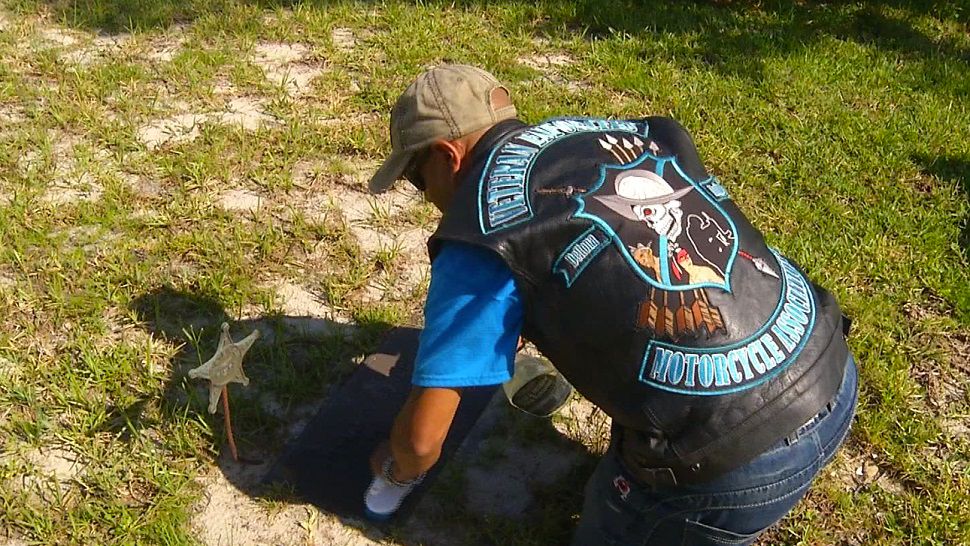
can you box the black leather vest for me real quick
[430,117,849,484]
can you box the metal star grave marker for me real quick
[189,322,260,414]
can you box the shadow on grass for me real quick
[914,154,970,261]
[126,285,597,545]
[128,285,385,443]
[126,285,387,536]
[26,1,969,67]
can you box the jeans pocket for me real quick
[681,519,764,546]
[573,497,644,546]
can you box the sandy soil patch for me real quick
[350,226,395,256]
[122,172,166,198]
[331,28,356,51]
[299,171,433,304]
[395,226,432,257]
[283,156,383,226]
[0,267,16,287]
[38,26,79,47]
[328,187,410,251]
[19,134,76,171]
[137,113,209,150]
[220,97,278,130]
[192,471,384,546]
[289,160,327,189]
[42,174,104,205]
[940,417,969,441]
[264,281,353,338]
[274,281,334,319]
[828,447,906,495]
[326,185,431,302]
[147,41,181,62]
[252,42,324,97]
[217,188,264,213]
[0,104,26,125]
[52,224,122,254]
[518,52,575,70]
[18,133,108,204]
[212,80,236,96]
[552,396,611,455]
[145,25,188,62]
[360,256,431,304]
[516,51,589,92]
[255,42,309,66]
[317,112,381,127]
[25,447,82,482]
[4,445,86,505]
[329,186,416,226]
[385,228,433,299]
[137,98,278,150]
[61,33,133,65]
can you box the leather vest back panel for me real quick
[430,117,849,483]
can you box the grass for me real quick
[0,0,968,545]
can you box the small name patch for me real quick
[699,176,730,201]
[638,252,816,395]
[553,227,613,287]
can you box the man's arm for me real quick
[368,242,522,486]
[370,386,461,482]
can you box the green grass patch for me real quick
[0,0,967,544]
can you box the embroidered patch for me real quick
[477,118,644,234]
[739,249,779,278]
[699,176,730,201]
[612,475,631,501]
[561,132,740,338]
[637,251,816,395]
[635,287,724,338]
[553,226,613,287]
[584,138,739,292]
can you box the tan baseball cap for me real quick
[368,64,517,193]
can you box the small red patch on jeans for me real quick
[613,475,631,501]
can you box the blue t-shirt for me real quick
[411,242,524,388]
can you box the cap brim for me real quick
[368,149,414,194]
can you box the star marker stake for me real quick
[188,322,260,462]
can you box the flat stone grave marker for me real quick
[265,327,498,525]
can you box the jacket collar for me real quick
[461,118,528,177]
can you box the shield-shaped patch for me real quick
[578,148,739,294]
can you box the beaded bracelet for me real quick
[381,457,424,487]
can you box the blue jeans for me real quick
[572,356,858,546]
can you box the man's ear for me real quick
[431,139,462,175]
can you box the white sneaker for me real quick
[363,462,423,520]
